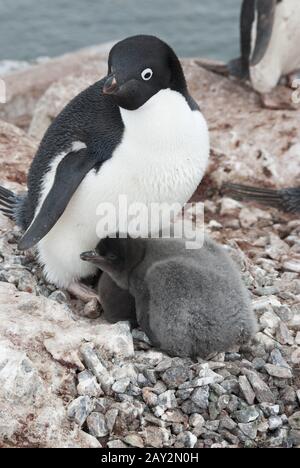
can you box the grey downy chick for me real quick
[97,272,137,327]
[81,236,257,359]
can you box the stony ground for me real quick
[0,48,299,448]
[1,195,299,448]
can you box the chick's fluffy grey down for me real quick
[92,236,257,358]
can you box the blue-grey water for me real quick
[0,0,241,61]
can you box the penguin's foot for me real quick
[67,281,100,303]
[260,86,299,111]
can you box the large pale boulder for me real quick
[0,119,38,186]
[0,42,113,129]
[29,65,107,141]
[0,281,133,447]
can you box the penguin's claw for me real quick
[67,281,100,303]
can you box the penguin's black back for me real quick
[21,78,124,229]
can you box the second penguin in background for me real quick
[81,236,257,359]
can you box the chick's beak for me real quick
[80,251,99,262]
[103,74,119,95]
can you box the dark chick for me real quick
[81,236,257,359]
[97,272,137,328]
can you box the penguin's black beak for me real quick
[103,74,119,95]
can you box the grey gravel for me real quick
[2,199,300,449]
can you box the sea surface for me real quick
[0,0,241,69]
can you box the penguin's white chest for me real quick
[37,89,209,287]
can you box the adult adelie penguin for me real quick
[201,0,300,109]
[0,35,209,299]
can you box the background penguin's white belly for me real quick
[37,90,209,287]
[250,0,300,94]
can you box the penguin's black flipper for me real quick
[18,148,98,250]
[223,183,300,213]
[250,0,277,66]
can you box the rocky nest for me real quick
[0,197,299,449]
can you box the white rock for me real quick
[112,378,131,394]
[220,197,242,216]
[259,310,281,330]
[77,370,102,398]
[283,260,300,273]
[252,296,281,312]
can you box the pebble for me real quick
[238,422,258,440]
[282,260,300,273]
[288,412,300,430]
[105,408,119,433]
[290,348,300,365]
[219,416,237,431]
[77,370,102,398]
[269,349,289,368]
[143,426,167,448]
[264,364,293,379]
[190,366,224,387]
[239,376,256,405]
[234,407,260,424]
[243,369,275,404]
[190,386,209,409]
[259,403,280,417]
[48,290,69,304]
[107,440,128,448]
[157,390,177,411]
[189,413,205,428]
[86,412,109,438]
[175,431,197,448]
[123,434,144,448]
[80,344,114,393]
[112,378,131,394]
[142,388,158,407]
[161,366,191,388]
[268,416,283,431]
[67,396,94,426]
[94,397,113,414]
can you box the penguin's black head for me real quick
[80,236,146,289]
[103,35,187,111]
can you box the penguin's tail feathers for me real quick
[196,57,248,80]
[0,185,19,220]
[222,183,300,214]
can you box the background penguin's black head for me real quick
[103,35,187,110]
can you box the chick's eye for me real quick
[141,68,153,81]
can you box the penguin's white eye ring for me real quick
[141,68,153,81]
